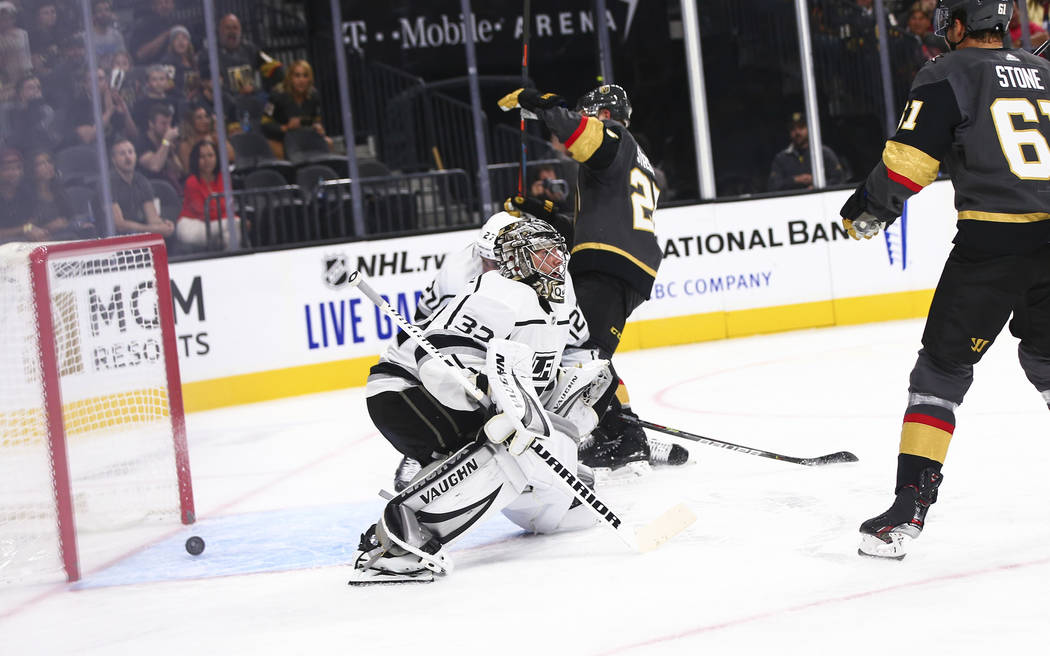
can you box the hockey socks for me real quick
[896,399,954,492]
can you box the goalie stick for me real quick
[623,416,859,467]
[348,270,695,553]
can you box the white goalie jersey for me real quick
[368,270,589,412]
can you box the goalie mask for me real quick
[494,218,568,304]
[933,0,1011,43]
[575,84,632,127]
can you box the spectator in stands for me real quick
[89,0,125,61]
[28,150,88,240]
[0,2,32,91]
[768,112,846,191]
[177,140,238,248]
[529,163,569,208]
[201,13,283,131]
[107,136,173,237]
[1027,0,1049,27]
[176,103,234,173]
[136,103,182,189]
[132,64,178,134]
[261,59,330,148]
[41,32,87,112]
[107,49,137,108]
[128,0,176,65]
[0,147,44,243]
[27,2,62,76]
[159,25,199,97]
[5,74,62,155]
[892,8,942,103]
[190,69,241,132]
[67,66,138,146]
[1010,1,1048,48]
[204,13,284,96]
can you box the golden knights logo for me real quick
[324,254,350,288]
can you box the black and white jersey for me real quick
[368,271,588,412]
[536,107,663,297]
[860,46,1050,255]
[414,244,482,323]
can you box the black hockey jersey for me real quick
[860,46,1050,255]
[536,107,662,297]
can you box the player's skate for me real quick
[581,416,652,484]
[647,437,689,467]
[349,506,452,586]
[393,455,421,492]
[858,468,942,560]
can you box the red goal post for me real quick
[1,234,194,584]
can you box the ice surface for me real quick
[2,319,1048,655]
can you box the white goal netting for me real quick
[0,240,187,584]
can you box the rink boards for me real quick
[169,182,957,411]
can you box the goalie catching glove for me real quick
[840,183,895,240]
[498,88,566,115]
[483,338,553,456]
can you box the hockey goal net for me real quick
[0,235,194,584]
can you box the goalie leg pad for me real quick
[502,429,580,534]
[397,442,528,546]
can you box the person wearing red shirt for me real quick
[1010,1,1048,48]
[176,140,238,248]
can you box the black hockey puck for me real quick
[185,536,205,556]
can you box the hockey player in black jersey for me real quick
[842,0,1050,559]
[499,84,676,477]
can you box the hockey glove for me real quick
[504,195,575,245]
[498,88,565,114]
[483,338,553,456]
[840,184,893,240]
[504,195,555,220]
[544,359,613,440]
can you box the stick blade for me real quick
[802,451,860,466]
[634,503,697,553]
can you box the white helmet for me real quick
[476,211,521,261]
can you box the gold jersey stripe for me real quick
[566,117,606,162]
[958,210,1050,223]
[571,241,658,278]
[882,141,940,188]
[899,421,952,463]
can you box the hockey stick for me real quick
[518,0,531,195]
[348,271,695,553]
[1035,39,1050,58]
[624,417,859,467]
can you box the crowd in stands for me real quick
[760,0,1050,195]
[0,0,336,251]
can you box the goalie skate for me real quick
[349,514,450,586]
[348,552,435,586]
